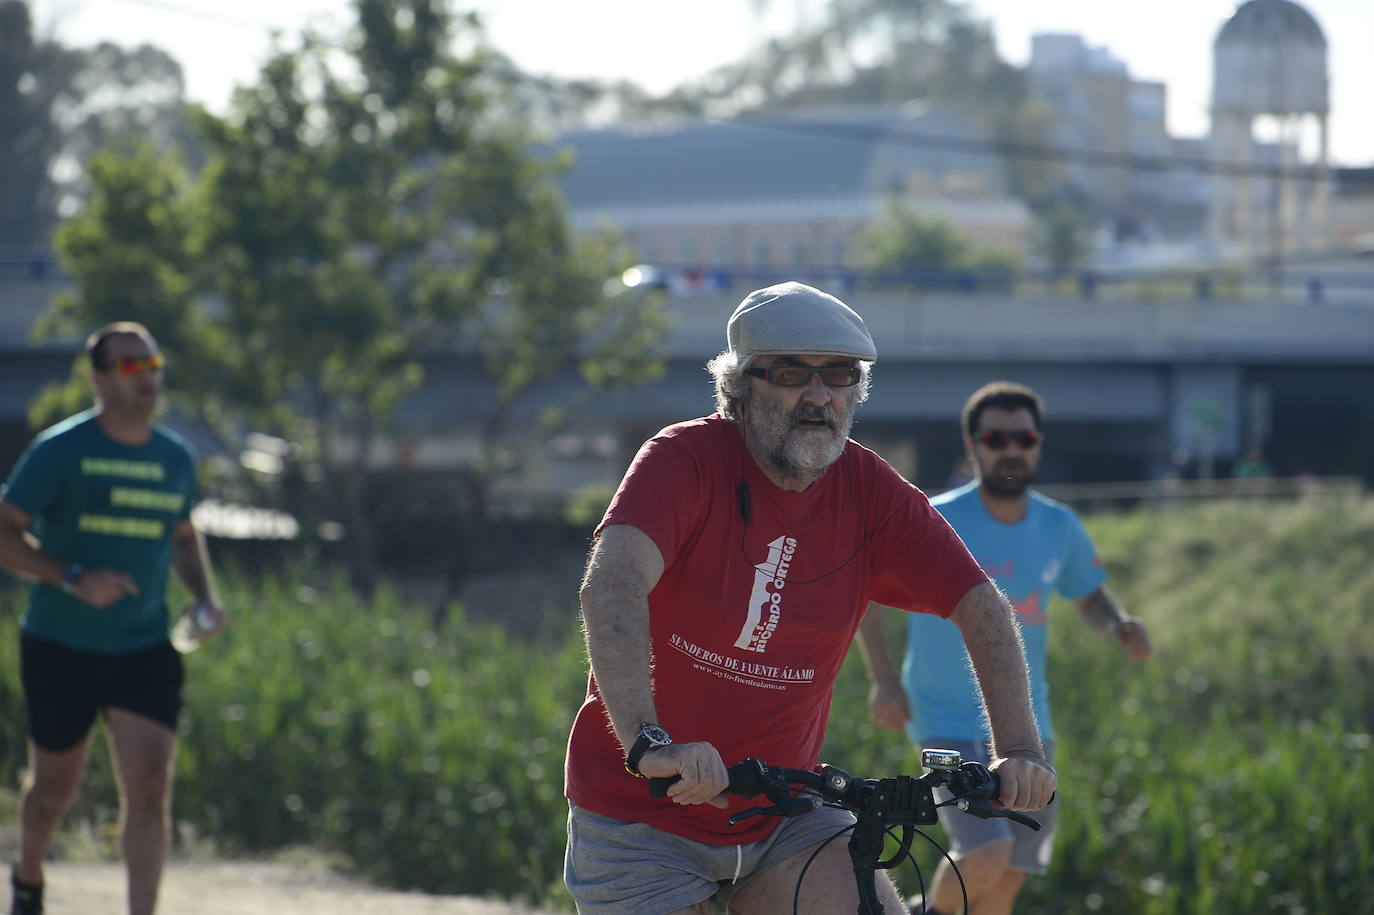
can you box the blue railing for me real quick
[9,252,1374,305]
[624,263,1374,304]
[0,253,62,282]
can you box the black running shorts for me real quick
[20,632,184,752]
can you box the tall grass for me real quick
[1,496,1370,912]
[0,574,589,907]
[826,495,1374,914]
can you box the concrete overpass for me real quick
[576,282,1374,488]
[4,269,1373,493]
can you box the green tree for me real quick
[0,0,191,245]
[33,139,229,426]
[35,0,666,589]
[0,0,72,244]
[853,197,1020,279]
[1031,204,1094,271]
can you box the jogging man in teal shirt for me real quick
[0,322,226,915]
[859,381,1151,915]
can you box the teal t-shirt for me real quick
[2,410,198,653]
[903,482,1106,743]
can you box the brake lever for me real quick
[728,804,779,825]
[728,793,822,825]
[947,796,1043,832]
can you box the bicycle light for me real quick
[921,748,963,771]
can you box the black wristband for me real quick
[60,562,85,595]
[624,723,671,777]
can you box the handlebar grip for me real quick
[986,771,1056,807]
[647,759,770,799]
[647,776,679,798]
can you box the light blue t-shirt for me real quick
[903,481,1105,743]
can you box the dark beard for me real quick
[981,473,1030,497]
[980,459,1034,496]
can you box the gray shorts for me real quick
[924,738,1057,875]
[564,802,858,914]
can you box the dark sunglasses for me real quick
[107,354,165,375]
[975,428,1042,450]
[746,364,862,387]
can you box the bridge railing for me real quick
[9,251,1374,307]
[623,262,1374,305]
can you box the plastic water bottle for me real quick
[171,602,220,654]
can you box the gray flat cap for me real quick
[726,281,877,362]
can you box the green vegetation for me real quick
[30,0,667,590]
[2,496,1371,912]
[852,199,1021,279]
[0,0,191,246]
[834,496,1374,914]
[0,573,588,908]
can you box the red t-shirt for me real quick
[564,415,988,844]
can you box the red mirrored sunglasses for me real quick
[975,428,1042,450]
[109,354,165,375]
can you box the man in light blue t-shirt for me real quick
[859,381,1151,915]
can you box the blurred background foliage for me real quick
[13,0,669,592]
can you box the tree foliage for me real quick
[35,0,666,584]
[1,0,71,244]
[33,139,224,430]
[0,0,190,244]
[1031,205,1095,272]
[852,198,1020,277]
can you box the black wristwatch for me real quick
[60,562,85,595]
[624,723,672,777]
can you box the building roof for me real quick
[1216,0,1325,48]
[552,103,1008,210]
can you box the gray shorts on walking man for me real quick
[565,802,858,914]
[927,738,1058,875]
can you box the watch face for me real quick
[640,724,671,746]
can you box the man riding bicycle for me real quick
[564,282,1056,914]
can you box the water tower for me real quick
[1209,0,1329,259]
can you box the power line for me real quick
[106,0,295,32]
[724,115,1360,183]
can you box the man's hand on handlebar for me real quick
[987,753,1056,812]
[637,742,730,808]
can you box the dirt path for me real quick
[36,860,564,915]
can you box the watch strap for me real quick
[60,562,85,595]
[624,725,671,777]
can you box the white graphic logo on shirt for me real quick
[1042,558,1060,584]
[668,632,816,690]
[734,535,797,653]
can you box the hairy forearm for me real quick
[1077,586,1128,631]
[580,578,658,750]
[171,527,217,604]
[857,603,901,687]
[578,525,668,751]
[950,582,1044,759]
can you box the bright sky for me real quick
[28,0,1374,165]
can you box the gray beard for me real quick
[750,398,853,479]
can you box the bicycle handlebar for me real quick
[647,751,1044,832]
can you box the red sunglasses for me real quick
[108,354,165,375]
[975,428,1042,450]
